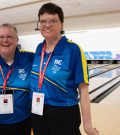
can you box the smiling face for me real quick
[39,13,63,41]
[0,27,19,59]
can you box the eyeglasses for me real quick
[0,36,17,41]
[38,20,60,26]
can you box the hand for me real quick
[85,127,99,135]
[93,128,99,135]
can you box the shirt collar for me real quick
[13,47,23,65]
[0,47,23,67]
[36,36,67,55]
[53,36,66,55]
[0,55,5,65]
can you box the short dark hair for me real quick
[38,2,65,35]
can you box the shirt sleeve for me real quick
[69,43,89,88]
[19,49,35,63]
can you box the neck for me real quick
[45,36,62,53]
[1,54,14,64]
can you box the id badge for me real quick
[2,89,14,95]
[31,92,45,116]
[0,94,13,114]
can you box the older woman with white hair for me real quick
[0,23,34,135]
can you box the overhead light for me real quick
[35,23,40,31]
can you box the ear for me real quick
[16,38,19,46]
[61,23,63,30]
[17,37,19,42]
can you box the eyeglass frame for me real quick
[0,35,18,41]
[38,19,60,26]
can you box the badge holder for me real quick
[2,89,14,95]
[2,89,14,106]
[0,89,14,114]
[31,89,45,116]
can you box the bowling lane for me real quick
[89,64,120,76]
[88,64,101,68]
[89,69,107,76]
[89,68,120,92]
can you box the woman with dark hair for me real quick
[30,2,99,135]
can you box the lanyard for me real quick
[38,42,53,90]
[0,65,14,91]
[38,38,61,90]
[0,65,4,80]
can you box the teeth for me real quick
[45,30,51,31]
[2,45,10,47]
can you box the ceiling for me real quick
[0,0,120,36]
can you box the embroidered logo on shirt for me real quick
[52,59,62,73]
[54,59,62,65]
[18,69,26,80]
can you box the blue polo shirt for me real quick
[0,47,34,124]
[30,36,89,106]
